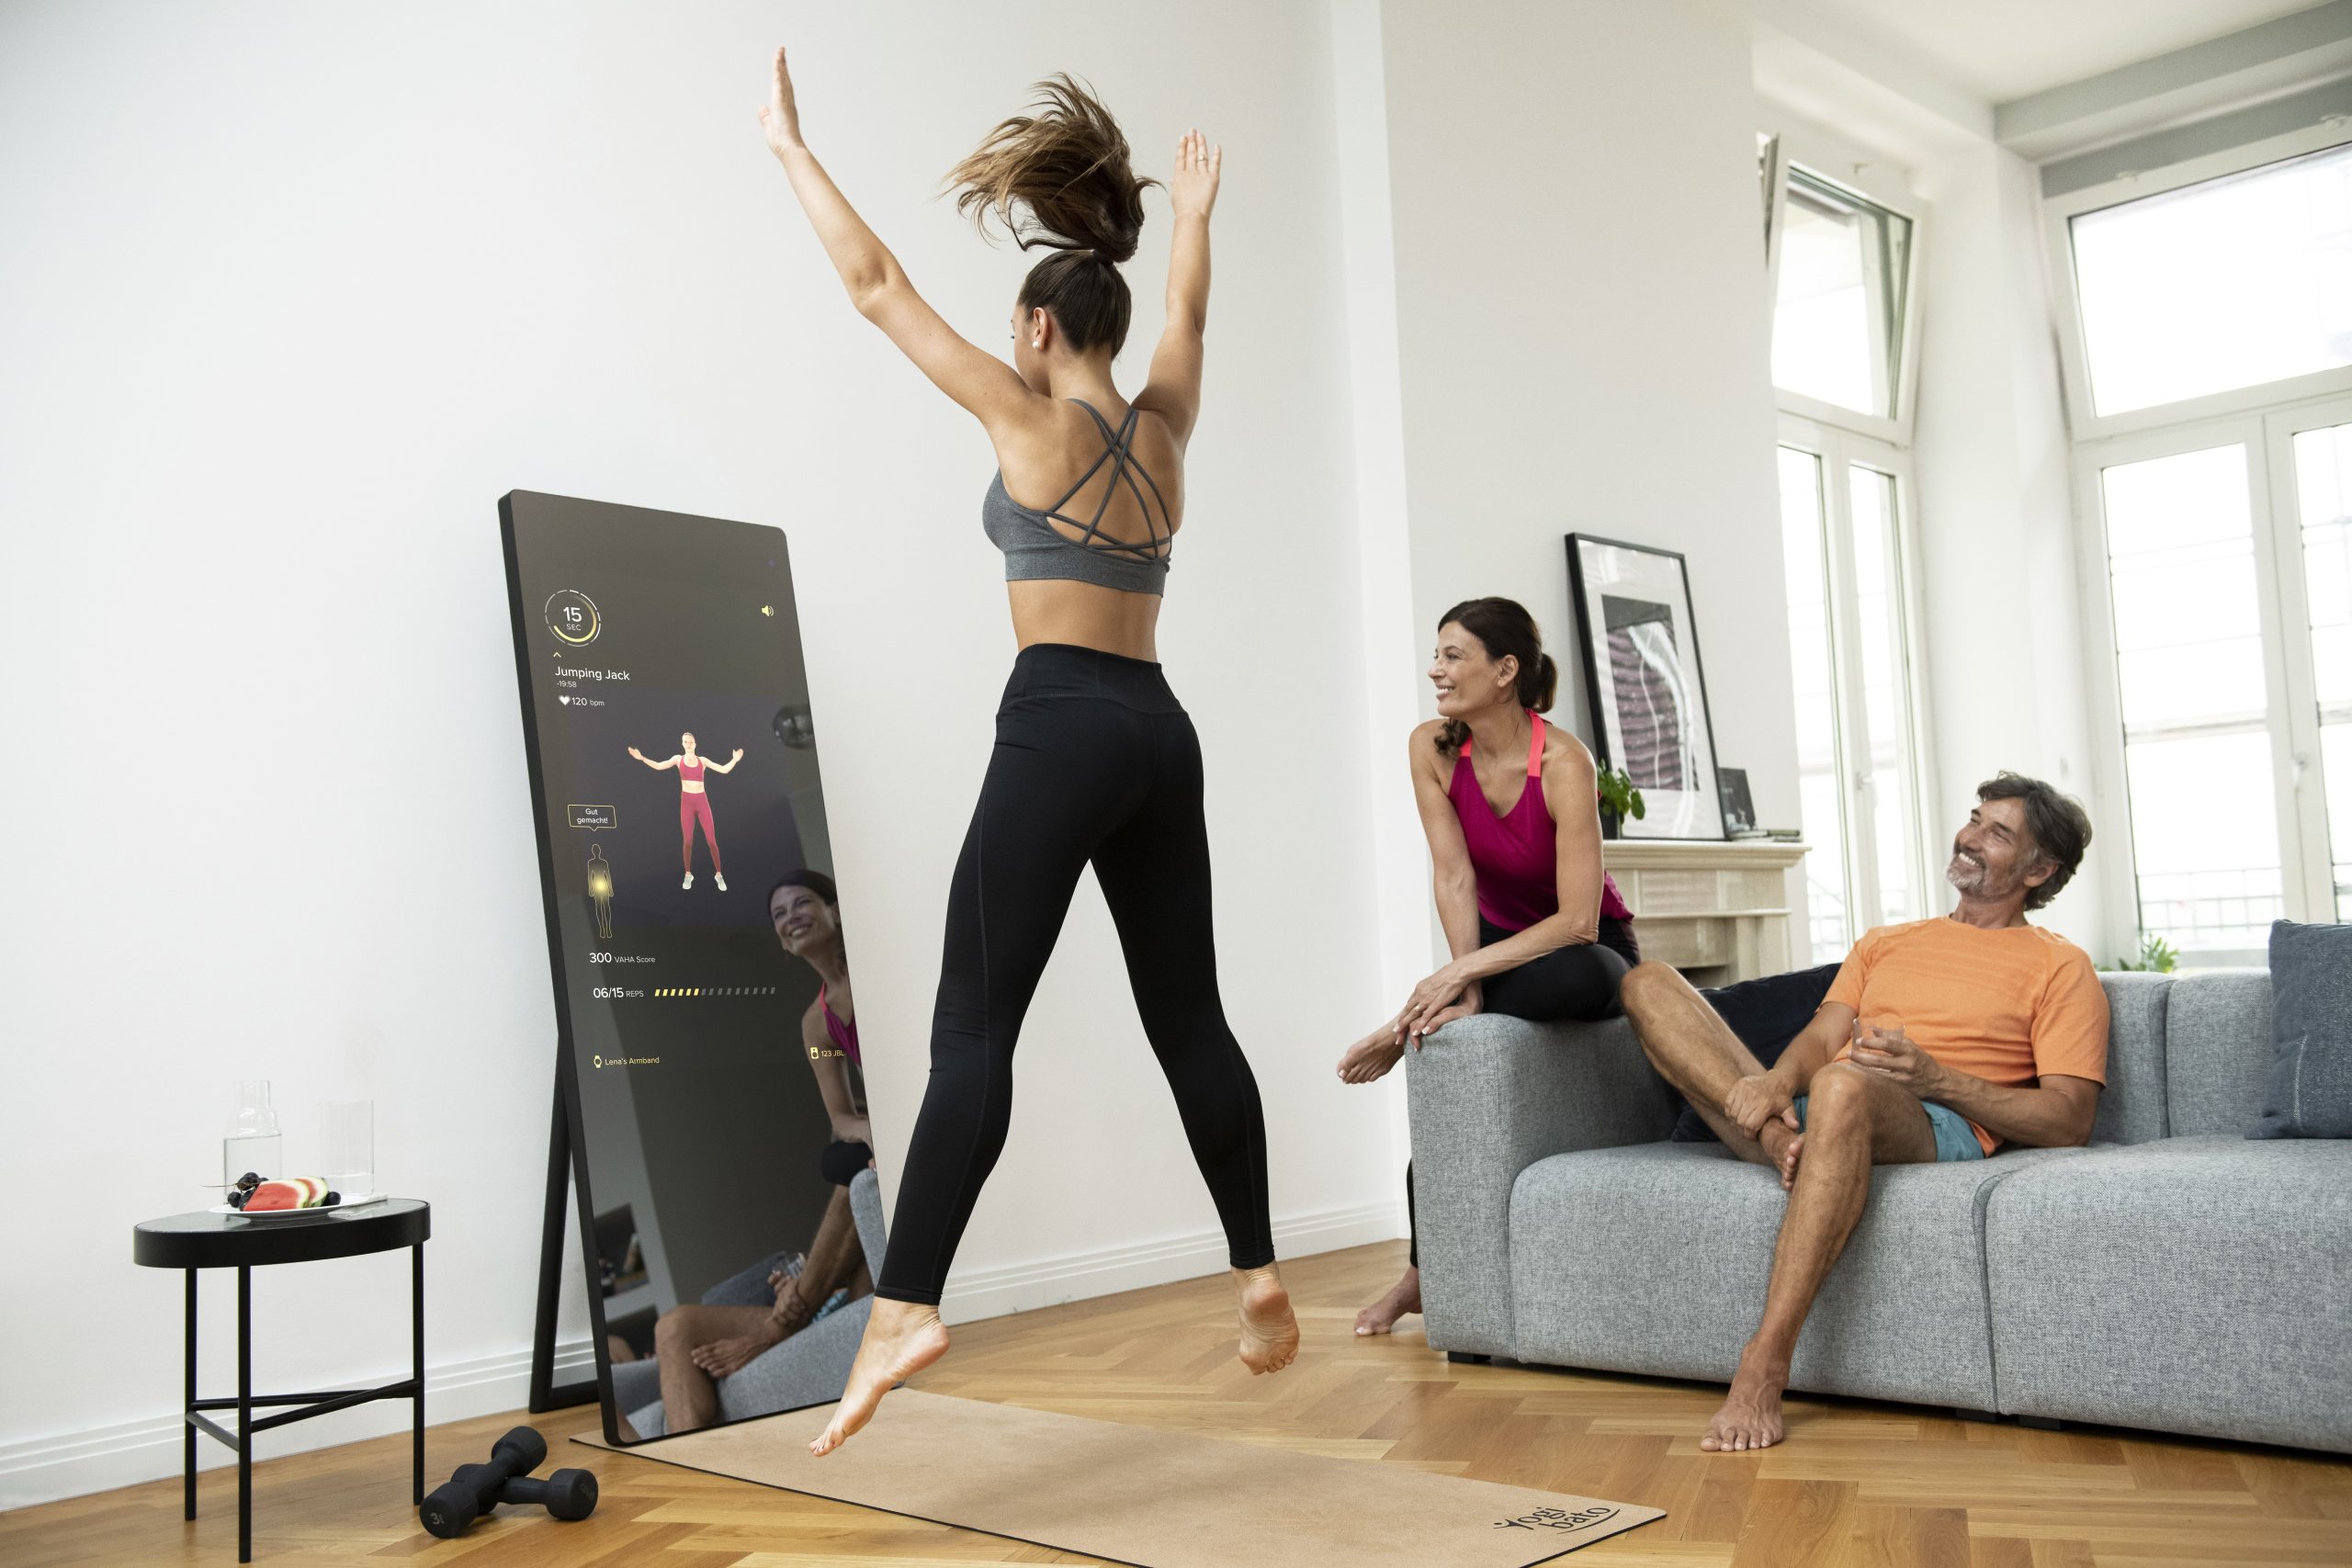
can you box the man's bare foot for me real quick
[1234,1264,1300,1373]
[1701,1343,1790,1452]
[1337,1027,1406,1085]
[808,1298,950,1457]
[1759,1120,1804,1190]
[1354,1265,1421,1335]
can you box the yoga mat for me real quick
[581,1388,1662,1566]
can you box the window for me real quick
[2290,418,2352,919]
[2093,444,2285,951]
[2059,126,2352,955]
[2069,141,2352,418]
[1777,422,1930,962]
[1764,138,1933,962]
[1771,168,1914,422]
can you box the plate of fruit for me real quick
[211,1173,377,1221]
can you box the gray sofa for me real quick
[1406,969,2352,1453]
[610,1165,888,1437]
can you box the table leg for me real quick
[411,1242,424,1505]
[237,1263,252,1564]
[184,1269,197,1522]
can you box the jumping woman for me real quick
[760,49,1295,1456]
[627,731,742,890]
[1335,599,1640,1337]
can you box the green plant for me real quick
[2109,931,2178,974]
[1596,765,1645,827]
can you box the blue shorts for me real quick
[1790,1093,1985,1163]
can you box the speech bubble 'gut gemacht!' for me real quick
[568,804,617,831]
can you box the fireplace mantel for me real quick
[1602,838,1810,986]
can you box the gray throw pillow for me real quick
[2247,919,2352,1139]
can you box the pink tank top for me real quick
[1447,712,1635,934]
[819,983,861,1067]
[678,757,706,782]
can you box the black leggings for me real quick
[875,644,1275,1304]
[1405,916,1636,1268]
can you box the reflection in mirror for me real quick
[501,491,885,1444]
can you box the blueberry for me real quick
[323,1191,341,1204]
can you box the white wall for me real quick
[0,0,1396,1506]
[1908,142,2110,956]
[1367,0,1802,892]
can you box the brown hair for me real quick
[1975,772,2092,911]
[946,73,1159,355]
[1433,598,1559,754]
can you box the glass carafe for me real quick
[222,1080,283,1190]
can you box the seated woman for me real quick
[641,870,878,1433]
[1336,597,1639,1336]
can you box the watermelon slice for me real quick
[245,1180,305,1212]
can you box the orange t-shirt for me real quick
[1823,918,2109,1154]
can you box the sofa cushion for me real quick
[2165,971,2274,1135]
[1672,964,1842,1143]
[1507,1140,2079,1412]
[2093,972,2171,1145]
[1984,1136,2352,1453]
[2250,919,2352,1139]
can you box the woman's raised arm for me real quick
[760,47,1035,436]
[1134,129,1218,446]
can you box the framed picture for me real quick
[1717,766,1757,834]
[1565,533,1726,841]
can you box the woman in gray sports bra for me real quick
[760,48,1294,1457]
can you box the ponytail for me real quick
[946,73,1158,355]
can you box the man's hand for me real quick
[1723,1072,1794,1137]
[1849,1020,1945,1099]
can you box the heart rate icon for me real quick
[559,696,571,705]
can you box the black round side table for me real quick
[132,1200,430,1563]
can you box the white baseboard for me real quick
[938,1200,1406,1325]
[0,1340,599,1514]
[1,1203,1406,1512]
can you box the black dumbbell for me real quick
[419,1426,593,1538]
[485,1465,598,1522]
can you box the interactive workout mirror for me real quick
[502,491,873,1445]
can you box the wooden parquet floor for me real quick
[6,1241,2348,1566]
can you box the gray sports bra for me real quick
[982,399,1173,596]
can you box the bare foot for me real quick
[808,1298,950,1457]
[1354,1265,1421,1335]
[1701,1344,1790,1452]
[1234,1265,1300,1373]
[1759,1121,1804,1190]
[1337,1027,1406,1085]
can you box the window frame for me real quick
[2264,392,2352,923]
[2041,120,2352,445]
[2069,391,2352,962]
[1779,412,1940,952]
[1762,131,1928,446]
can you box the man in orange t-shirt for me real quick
[1617,773,2107,1456]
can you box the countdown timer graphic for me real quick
[544,588,601,647]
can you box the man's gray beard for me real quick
[1946,854,1984,894]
